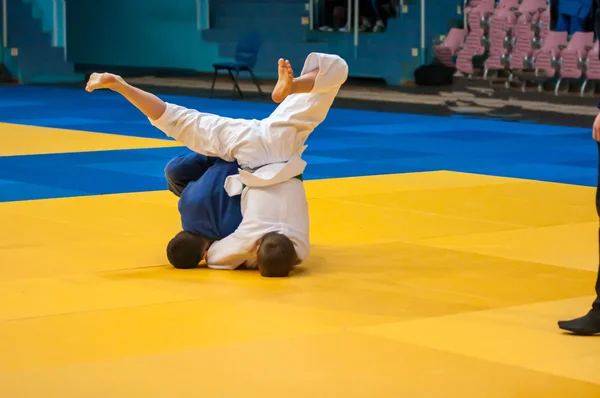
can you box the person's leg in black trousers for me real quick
[596,141,600,313]
[557,4,600,336]
[319,0,345,31]
[558,142,600,335]
[369,0,386,32]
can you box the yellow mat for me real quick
[0,122,180,156]
[0,171,598,397]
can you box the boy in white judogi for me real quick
[86,53,348,277]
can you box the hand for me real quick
[85,72,125,93]
[593,112,600,142]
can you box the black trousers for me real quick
[595,141,600,308]
[591,8,600,308]
[322,0,346,28]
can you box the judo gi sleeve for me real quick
[206,221,259,270]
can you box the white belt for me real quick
[224,146,307,196]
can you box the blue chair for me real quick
[210,32,263,99]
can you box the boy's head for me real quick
[166,231,213,269]
[256,232,299,277]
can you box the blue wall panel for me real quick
[66,0,226,71]
[63,0,463,84]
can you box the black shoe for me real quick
[558,309,600,335]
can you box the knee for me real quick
[164,157,185,196]
[164,157,179,183]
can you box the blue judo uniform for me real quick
[164,152,243,240]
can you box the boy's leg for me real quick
[86,73,167,120]
[266,53,349,148]
[271,53,348,103]
[86,73,256,165]
[165,153,217,197]
[271,60,317,103]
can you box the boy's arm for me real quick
[206,219,259,269]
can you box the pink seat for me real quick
[514,0,548,39]
[487,0,520,50]
[504,15,537,88]
[456,39,486,75]
[456,0,496,76]
[516,0,548,18]
[464,0,483,15]
[505,0,547,70]
[531,5,551,38]
[555,32,594,95]
[484,53,507,77]
[558,32,594,79]
[582,41,600,96]
[533,31,569,78]
[493,0,520,18]
[434,28,467,68]
[466,0,495,34]
[495,0,549,89]
[483,0,519,77]
[506,28,535,71]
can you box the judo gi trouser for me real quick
[164,152,243,240]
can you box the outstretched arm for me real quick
[85,73,256,163]
[206,222,259,270]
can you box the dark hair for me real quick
[166,231,212,269]
[256,232,298,277]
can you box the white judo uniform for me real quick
[150,52,348,269]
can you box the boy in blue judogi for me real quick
[162,153,243,269]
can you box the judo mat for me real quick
[0,85,599,397]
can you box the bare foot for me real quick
[271,59,294,103]
[85,72,124,93]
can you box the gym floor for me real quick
[0,85,599,397]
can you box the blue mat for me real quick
[0,85,595,202]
